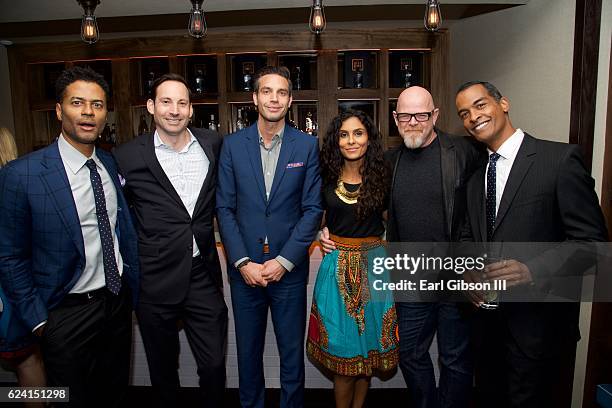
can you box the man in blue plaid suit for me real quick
[0,66,139,407]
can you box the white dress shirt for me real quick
[485,128,525,215]
[58,134,123,294]
[154,129,208,257]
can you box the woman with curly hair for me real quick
[306,110,398,407]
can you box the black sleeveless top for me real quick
[323,182,385,238]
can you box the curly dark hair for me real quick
[55,66,110,103]
[320,109,389,220]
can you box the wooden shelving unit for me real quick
[7,28,449,154]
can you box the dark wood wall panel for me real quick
[7,28,449,154]
[569,0,602,170]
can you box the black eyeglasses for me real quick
[394,111,434,123]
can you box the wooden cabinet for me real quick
[7,28,448,154]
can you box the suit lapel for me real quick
[193,130,216,216]
[40,142,85,259]
[268,126,296,204]
[493,134,536,233]
[245,126,268,203]
[438,133,456,238]
[140,133,186,209]
[470,165,487,242]
[98,151,122,199]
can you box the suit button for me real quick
[266,212,270,217]
[257,238,264,244]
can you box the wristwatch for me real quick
[236,258,251,270]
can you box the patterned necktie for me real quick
[486,152,501,241]
[85,159,121,295]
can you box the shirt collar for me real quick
[257,125,285,147]
[58,133,99,174]
[154,128,198,153]
[488,128,524,161]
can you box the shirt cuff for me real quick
[32,320,46,333]
[234,257,250,269]
[276,256,294,272]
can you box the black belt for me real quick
[63,287,110,304]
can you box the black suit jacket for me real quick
[464,133,608,358]
[113,128,223,304]
[386,129,484,242]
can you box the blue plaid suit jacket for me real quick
[0,141,139,338]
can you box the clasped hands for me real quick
[463,259,533,307]
[239,259,286,287]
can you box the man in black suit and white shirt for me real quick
[455,81,608,408]
[113,73,227,408]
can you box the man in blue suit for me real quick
[217,66,323,408]
[0,66,139,407]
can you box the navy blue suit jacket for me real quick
[216,123,323,275]
[0,141,139,334]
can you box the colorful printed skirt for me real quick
[307,235,399,377]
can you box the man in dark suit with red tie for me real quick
[455,81,608,408]
[113,73,227,408]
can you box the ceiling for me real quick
[0,1,528,23]
[0,1,528,40]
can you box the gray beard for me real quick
[402,133,427,149]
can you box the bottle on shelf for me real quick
[236,108,246,130]
[293,66,302,91]
[305,111,317,136]
[138,114,149,135]
[194,69,205,95]
[208,114,218,132]
[353,70,364,89]
[145,71,155,97]
[242,73,252,92]
[403,64,412,88]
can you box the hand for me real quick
[319,227,336,254]
[484,259,532,288]
[239,262,267,287]
[261,259,287,283]
[462,269,485,307]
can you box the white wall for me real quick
[591,0,611,200]
[447,0,575,142]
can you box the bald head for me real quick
[393,86,439,149]
[396,86,435,112]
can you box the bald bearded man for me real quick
[386,87,483,408]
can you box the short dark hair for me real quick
[55,66,110,103]
[253,66,292,95]
[151,73,192,101]
[456,81,503,102]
